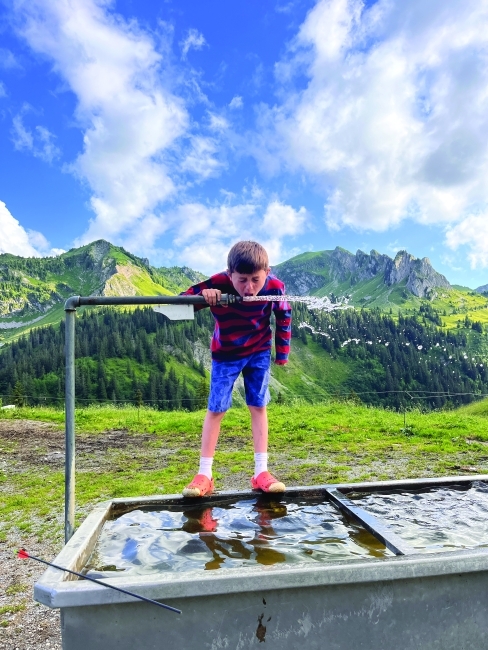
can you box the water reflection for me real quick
[352,480,488,553]
[84,496,390,578]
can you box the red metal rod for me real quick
[18,549,181,614]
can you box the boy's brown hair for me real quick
[227,241,269,274]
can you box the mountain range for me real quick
[1,240,486,338]
[274,248,452,303]
[1,239,488,411]
[0,240,205,343]
[1,238,487,345]
[0,240,480,318]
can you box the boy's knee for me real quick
[207,409,226,418]
[248,405,266,413]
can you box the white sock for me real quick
[254,452,268,478]
[198,456,213,480]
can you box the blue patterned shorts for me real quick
[208,350,271,412]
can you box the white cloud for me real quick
[0,201,40,257]
[120,212,170,258]
[11,113,33,149]
[208,112,229,132]
[262,200,307,236]
[26,229,51,252]
[229,95,243,110]
[386,240,404,255]
[13,0,189,245]
[254,0,488,235]
[0,82,6,97]
[35,125,61,162]
[180,28,207,60]
[12,112,61,163]
[169,199,308,273]
[173,203,257,247]
[446,213,488,268]
[0,201,62,257]
[275,2,298,15]
[180,136,223,179]
[439,253,463,273]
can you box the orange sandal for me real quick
[182,474,214,498]
[251,471,285,493]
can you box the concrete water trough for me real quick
[35,475,488,649]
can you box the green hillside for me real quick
[1,240,488,412]
[2,301,487,412]
[0,240,205,345]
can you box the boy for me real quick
[181,241,291,497]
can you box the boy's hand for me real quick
[202,288,222,306]
[275,360,288,366]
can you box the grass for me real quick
[5,584,27,596]
[0,603,26,615]
[2,399,488,545]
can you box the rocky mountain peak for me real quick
[274,246,451,299]
[385,251,450,297]
[86,239,111,263]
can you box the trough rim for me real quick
[34,474,488,609]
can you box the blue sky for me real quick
[1,0,488,288]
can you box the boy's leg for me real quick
[243,351,285,492]
[249,405,272,479]
[195,410,226,480]
[248,405,268,453]
[183,358,243,497]
[201,410,226,457]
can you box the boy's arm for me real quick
[180,278,214,310]
[273,294,292,365]
[180,273,227,309]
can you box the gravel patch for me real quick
[0,532,62,649]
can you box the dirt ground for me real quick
[0,419,166,650]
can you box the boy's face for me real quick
[228,268,270,297]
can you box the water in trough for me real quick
[350,480,488,553]
[84,495,392,578]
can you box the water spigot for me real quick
[220,293,242,305]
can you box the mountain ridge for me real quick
[1,240,488,412]
[0,239,205,343]
[273,247,451,302]
[0,239,484,345]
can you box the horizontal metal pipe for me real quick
[64,293,241,311]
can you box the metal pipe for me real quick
[64,293,241,309]
[19,549,181,614]
[64,306,76,543]
[62,292,240,542]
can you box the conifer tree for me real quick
[13,381,25,407]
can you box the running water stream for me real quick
[242,295,352,312]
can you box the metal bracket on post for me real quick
[153,304,194,320]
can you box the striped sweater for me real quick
[181,272,291,362]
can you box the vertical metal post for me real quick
[64,306,76,543]
[59,293,221,545]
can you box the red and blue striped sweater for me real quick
[181,272,291,363]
